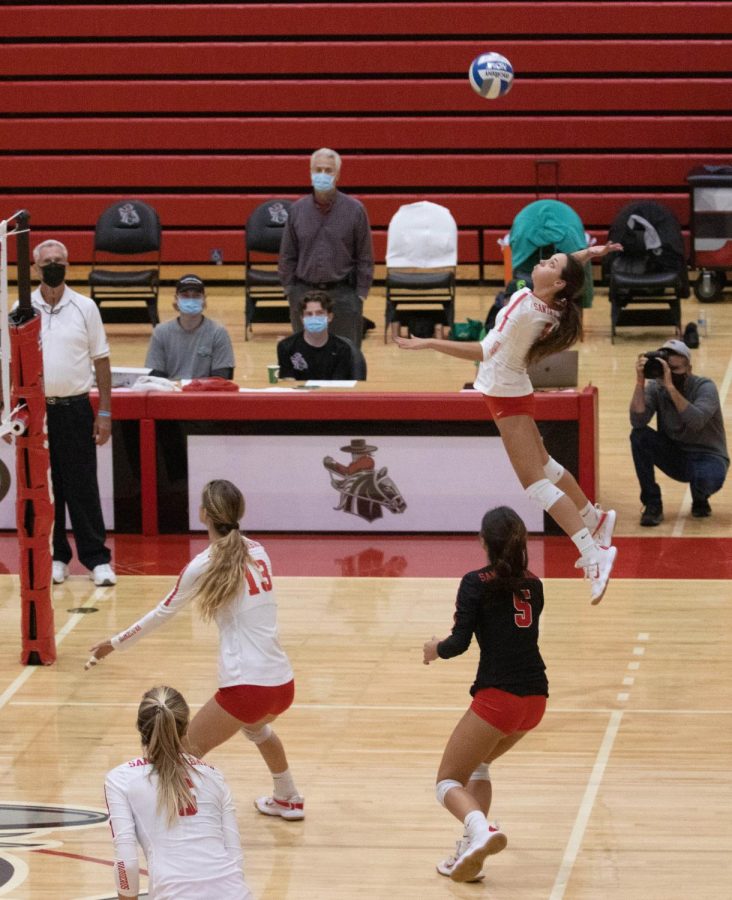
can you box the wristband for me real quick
[97,410,112,417]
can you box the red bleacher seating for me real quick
[1,2,730,268]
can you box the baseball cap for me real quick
[661,339,691,360]
[175,274,205,294]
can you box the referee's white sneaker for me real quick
[91,564,117,586]
[450,823,507,883]
[254,794,305,820]
[52,561,69,584]
[576,545,617,605]
[591,506,616,549]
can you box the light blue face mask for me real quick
[303,315,328,334]
[311,172,335,192]
[177,296,204,315]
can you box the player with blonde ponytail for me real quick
[104,685,252,898]
[90,479,304,823]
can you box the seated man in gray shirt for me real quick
[145,274,235,380]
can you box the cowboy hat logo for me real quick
[323,439,407,523]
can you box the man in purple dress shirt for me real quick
[278,148,374,347]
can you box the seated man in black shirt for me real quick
[277,291,355,381]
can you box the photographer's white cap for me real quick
[662,339,691,360]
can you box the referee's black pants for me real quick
[46,398,111,570]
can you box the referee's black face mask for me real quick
[40,263,66,288]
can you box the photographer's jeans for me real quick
[630,426,728,505]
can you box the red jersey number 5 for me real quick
[513,590,533,628]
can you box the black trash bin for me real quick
[687,164,732,302]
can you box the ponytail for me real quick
[137,686,195,826]
[480,506,529,582]
[196,479,251,621]
[526,254,584,365]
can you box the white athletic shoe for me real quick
[52,561,69,584]
[450,823,507,883]
[254,794,305,820]
[575,545,617,605]
[436,837,485,882]
[591,506,617,549]
[91,564,117,587]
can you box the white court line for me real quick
[0,599,97,714]
[672,349,732,536]
[9,699,732,715]
[549,709,624,900]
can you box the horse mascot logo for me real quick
[323,439,407,523]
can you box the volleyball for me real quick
[468,52,514,99]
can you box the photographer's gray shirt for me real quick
[630,374,729,465]
[145,317,234,380]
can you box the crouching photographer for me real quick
[630,339,728,525]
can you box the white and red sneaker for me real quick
[576,545,617,605]
[591,506,617,549]
[436,837,485,882]
[254,794,305,820]
[450,823,507,883]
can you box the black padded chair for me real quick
[340,337,368,381]
[604,201,690,343]
[244,198,293,340]
[88,200,161,326]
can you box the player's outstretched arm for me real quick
[571,242,623,265]
[394,335,483,361]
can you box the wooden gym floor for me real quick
[0,276,730,898]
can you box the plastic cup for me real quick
[267,365,280,384]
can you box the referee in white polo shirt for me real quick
[30,239,116,587]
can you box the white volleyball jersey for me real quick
[111,538,294,688]
[105,754,251,899]
[473,288,560,397]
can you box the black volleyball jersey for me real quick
[437,565,548,697]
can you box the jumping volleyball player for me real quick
[396,244,622,603]
[104,685,253,898]
[424,507,548,883]
[88,479,305,821]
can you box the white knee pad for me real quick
[469,763,491,782]
[526,478,564,512]
[543,456,565,484]
[241,724,272,745]
[435,778,463,807]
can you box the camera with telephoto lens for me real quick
[643,348,672,379]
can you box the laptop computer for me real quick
[109,366,152,388]
[527,350,579,388]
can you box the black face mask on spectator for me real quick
[40,263,66,288]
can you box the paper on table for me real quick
[304,380,357,388]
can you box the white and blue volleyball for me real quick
[468,52,514,99]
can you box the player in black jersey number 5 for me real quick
[423,506,549,883]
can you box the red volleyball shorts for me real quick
[470,687,546,735]
[482,393,536,421]
[215,680,295,724]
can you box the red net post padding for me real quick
[10,314,56,665]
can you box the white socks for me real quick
[571,527,597,559]
[579,502,600,532]
[273,768,298,800]
[464,810,489,842]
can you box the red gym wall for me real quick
[1,1,730,266]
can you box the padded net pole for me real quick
[5,212,56,664]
